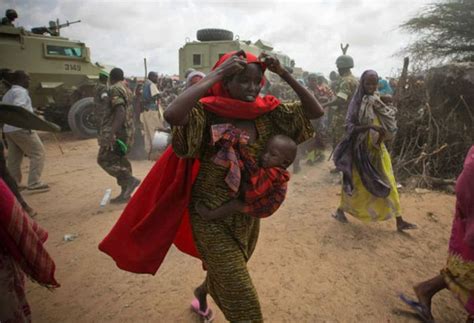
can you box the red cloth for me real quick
[449,145,474,260]
[240,148,290,218]
[99,51,280,275]
[0,178,59,287]
[244,167,290,218]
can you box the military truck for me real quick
[179,28,295,83]
[0,19,106,138]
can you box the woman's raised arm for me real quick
[164,52,248,126]
[260,53,324,119]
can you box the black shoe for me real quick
[122,177,141,200]
[110,190,127,204]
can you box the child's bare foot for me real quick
[332,208,348,223]
[396,217,417,232]
[194,284,208,313]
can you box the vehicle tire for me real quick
[196,29,233,42]
[67,97,98,139]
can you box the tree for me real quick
[401,0,474,65]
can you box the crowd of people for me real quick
[1,38,473,322]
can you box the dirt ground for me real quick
[17,132,466,322]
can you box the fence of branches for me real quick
[391,62,474,189]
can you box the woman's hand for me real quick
[259,52,323,119]
[371,125,386,136]
[213,50,247,79]
[165,52,248,126]
[371,125,386,145]
[259,52,286,76]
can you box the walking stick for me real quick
[52,133,64,155]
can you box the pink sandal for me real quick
[191,298,214,322]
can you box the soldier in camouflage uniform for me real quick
[97,68,140,203]
[323,45,359,149]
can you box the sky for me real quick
[4,0,433,78]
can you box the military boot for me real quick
[110,185,127,204]
[121,177,141,201]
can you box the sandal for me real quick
[191,298,214,322]
[331,211,348,223]
[399,293,434,323]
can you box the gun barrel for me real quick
[57,20,81,28]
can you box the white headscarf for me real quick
[185,71,206,88]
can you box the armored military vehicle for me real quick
[179,28,295,83]
[0,19,106,138]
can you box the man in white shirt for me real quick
[2,70,49,192]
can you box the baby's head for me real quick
[261,135,297,169]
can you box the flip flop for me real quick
[397,222,418,232]
[399,293,434,323]
[191,298,214,322]
[331,212,348,223]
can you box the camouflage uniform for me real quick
[330,73,358,147]
[97,81,135,188]
[93,82,108,125]
[1,17,13,26]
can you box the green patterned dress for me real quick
[172,101,313,322]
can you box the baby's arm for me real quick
[195,200,245,221]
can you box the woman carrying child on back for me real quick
[332,69,416,232]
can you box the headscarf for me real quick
[185,71,205,89]
[333,70,391,198]
[99,51,281,275]
[378,78,393,95]
[199,51,280,119]
[344,70,378,135]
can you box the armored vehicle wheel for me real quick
[67,97,98,139]
[196,29,233,41]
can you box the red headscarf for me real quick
[99,51,280,275]
[200,51,280,118]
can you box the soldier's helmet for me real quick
[335,43,354,69]
[6,9,18,20]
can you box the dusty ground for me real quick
[16,132,466,322]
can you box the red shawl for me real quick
[244,167,290,218]
[99,51,280,274]
[0,178,59,287]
